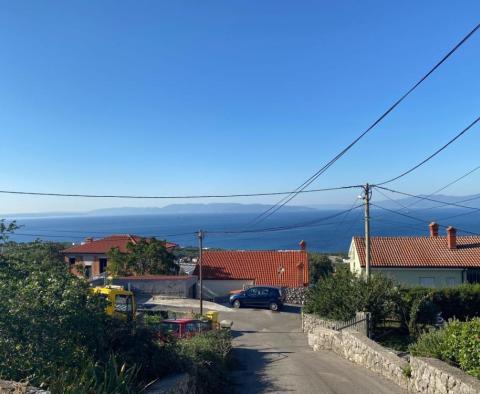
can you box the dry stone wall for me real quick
[305,314,480,394]
[0,380,49,394]
[307,326,409,389]
[409,357,480,394]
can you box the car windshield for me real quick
[161,322,180,333]
[115,294,133,313]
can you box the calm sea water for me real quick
[8,208,480,252]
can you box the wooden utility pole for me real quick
[363,183,371,280]
[197,230,204,315]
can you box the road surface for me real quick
[222,305,406,394]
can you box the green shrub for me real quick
[178,330,232,394]
[409,318,480,379]
[304,269,360,320]
[304,271,399,330]
[48,354,139,394]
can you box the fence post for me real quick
[366,312,371,338]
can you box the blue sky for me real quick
[0,1,479,214]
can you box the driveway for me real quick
[221,305,406,394]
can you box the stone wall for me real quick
[306,322,480,394]
[307,326,409,389]
[409,357,480,394]
[0,380,49,394]
[283,287,308,305]
[302,312,369,337]
[144,373,195,394]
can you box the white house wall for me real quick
[201,279,254,300]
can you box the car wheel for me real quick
[269,302,279,311]
[233,300,241,309]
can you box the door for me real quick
[256,287,271,307]
[245,287,260,307]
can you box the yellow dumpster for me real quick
[205,311,219,328]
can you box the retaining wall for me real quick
[409,357,480,394]
[306,322,480,393]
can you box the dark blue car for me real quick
[229,286,284,311]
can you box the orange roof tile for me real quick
[353,236,480,268]
[63,234,177,254]
[195,250,309,287]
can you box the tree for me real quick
[0,233,107,385]
[309,253,334,284]
[107,238,178,276]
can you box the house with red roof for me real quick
[349,222,480,287]
[63,235,177,280]
[194,241,309,299]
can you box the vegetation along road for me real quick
[222,306,406,394]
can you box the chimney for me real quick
[446,227,457,249]
[84,237,94,244]
[299,240,307,250]
[429,222,439,237]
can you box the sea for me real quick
[7,208,480,252]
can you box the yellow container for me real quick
[205,311,219,324]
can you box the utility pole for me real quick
[363,183,371,280]
[197,230,204,315]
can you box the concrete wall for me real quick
[114,277,197,298]
[201,279,254,300]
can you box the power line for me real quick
[0,185,360,199]
[375,186,480,211]
[375,116,480,185]
[370,202,480,236]
[211,205,364,235]
[245,22,480,228]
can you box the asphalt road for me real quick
[221,305,406,394]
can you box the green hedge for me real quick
[409,318,480,379]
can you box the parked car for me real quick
[159,318,212,339]
[229,286,284,311]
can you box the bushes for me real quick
[178,330,232,394]
[304,270,399,330]
[398,284,480,336]
[409,318,480,379]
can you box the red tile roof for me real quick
[353,236,480,268]
[195,250,309,287]
[63,234,177,254]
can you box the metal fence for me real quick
[308,312,371,337]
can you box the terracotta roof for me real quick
[194,250,309,287]
[353,236,480,268]
[63,234,177,254]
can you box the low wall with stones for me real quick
[307,326,409,389]
[144,373,194,394]
[409,357,480,394]
[283,287,308,305]
[306,324,480,393]
[0,380,49,394]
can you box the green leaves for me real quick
[409,318,480,379]
[107,238,178,276]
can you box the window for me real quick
[99,258,108,273]
[84,265,92,278]
[419,277,435,287]
[247,288,259,297]
[186,322,199,333]
[115,294,133,313]
[161,322,179,334]
[258,288,270,296]
[68,257,76,265]
[446,277,457,287]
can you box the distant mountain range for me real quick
[2,194,479,218]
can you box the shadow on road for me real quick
[230,347,295,393]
